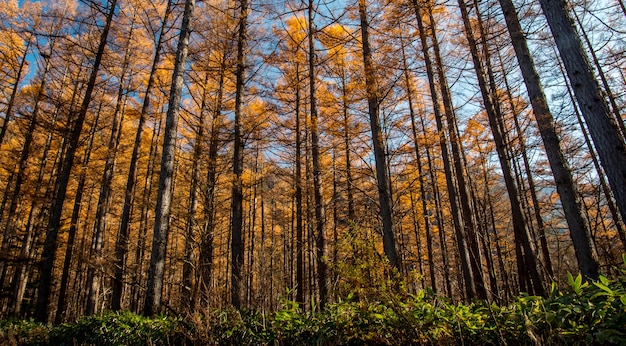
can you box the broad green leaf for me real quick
[593,281,613,295]
[599,275,609,286]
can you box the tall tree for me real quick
[497,0,597,282]
[456,0,545,295]
[36,0,118,322]
[538,0,626,280]
[308,0,328,309]
[231,0,249,309]
[143,0,195,316]
[357,0,400,270]
[85,12,136,315]
[111,0,173,311]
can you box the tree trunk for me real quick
[131,113,163,313]
[499,0,599,280]
[198,53,227,306]
[11,72,68,317]
[86,18,135,315]
[358,0,399,270]
[55,107,101,322]
[572,9,626,141]
[308,0,328,309]
[0,51,52,287]
[538,0,626,280]
[36,0,117,322]
[183,73,209,311]
[457,0,545,296]
[400,33,437,292]
[143,0,194,316]
[231,0,248,309]
[112,0,173,310]
[294,64,305,307]
[0,38,30,146]
[413,0,476,298]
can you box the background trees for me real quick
[0,0,624,320]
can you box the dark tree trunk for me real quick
[86,18,135,315]
[36,0,117,322]
[400,34,437,292]
[294,65,305,307]
[457,0,545,296]
[358,0,400,270]
[499,0,599,280]
[413,0,476,298]
[183,73,209,311]
[0,38,30,146]
[231,0,248,309]
[308,0,327,309]
[538,0,625,281]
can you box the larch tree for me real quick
[36,0,118,322]
[307,0,328,309]
[357,0,400,271]
[456,0,545,295]
[498,0,595,282]
[111,0,173,311]
[537,0,625,280]
[143,0,195,316]
[231,0,249,309]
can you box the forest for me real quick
[0,0,626,342]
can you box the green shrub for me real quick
[0,318,49,346]
[2,259,626,345]
[47,310,185,346]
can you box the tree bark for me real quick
[413,0,476,298]
[143,0,194,316]
[358,0,400,270]
[36,0,117,322]
[499,0,598,280]
[294,64,305,307]
[86,17,135,315]
[457,0,545,296]
[231,0,248,309]
[308,0,328,309]
[538,0,626,281]
[112,0,173,310]
[0,38,30,146]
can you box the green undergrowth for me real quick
[3,260,626,345]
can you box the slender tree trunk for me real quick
[11,72,68,317]
[499,0,599,280]
[430,1,487,298]
[457,0,545,296]
[198,54,227,305]
[572,9,626,141]
[131,113,163,313]
[143,0,194,316]
[246,149,259,306]
[496,48,554,278]
[308,0,328,309]
[0,51,53,287]
[36,0,117,322]
[358,0,399,270]
[0,38,30,146]
[294,65,305,307]
[413,0,476,298]
[538,0,626,272]
[112,0,173,310]
[86,19,135,315]
[183,73,209,311]
[55,107,101,322]
[400,34,436,292]
[231,0,248,309]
